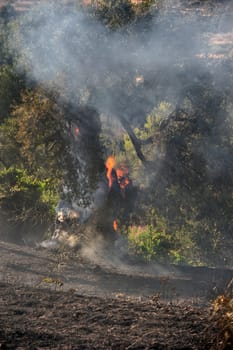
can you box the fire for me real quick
[116,165,130,191]
[105,156,131,195]
[72,123,80,138]
[74,127,80,136]
[105,155,115,189]
[105,157,132,234]
[113,220,118,231]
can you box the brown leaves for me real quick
[12,88,65,169]
[210,280,233,350]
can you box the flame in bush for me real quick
[74,127,80,136]
[105,156,131,233]
[116,166,130,191]
[105,156,130,193]
[113,220,118,231]
[105,155,115,189]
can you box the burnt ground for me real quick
[0,281,216,350]
[0,240,232,349]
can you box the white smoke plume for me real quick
[11,0,233,121]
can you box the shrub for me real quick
[0,167,58,227]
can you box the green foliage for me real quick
[128,224,172,262]
[0,88,66,175]
[95,0,135,29]
[0,114,21,168]
[12,89,65,170]
[0,167,58,226]
[0,65,24,122]
[0,5,17,65]
[103,102,172,184]
[0,85,104,225]
[133,0,161,14]
[127,207,196,265]
[0,88,72,230]
[0,21,8,65]
[104,94,233,266]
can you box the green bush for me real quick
[128,223,173,262]
[0,167,59,226]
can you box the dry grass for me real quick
[210,279,233,350]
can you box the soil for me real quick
[0,240,232,349]
[0,281,215,350]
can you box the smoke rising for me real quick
[10,1,233,171]
[11,0,232,120]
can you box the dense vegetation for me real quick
[0,0,233,267]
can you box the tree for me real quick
[130,78,233,265]
[0,3,16,24]
[94,0,135,28]
[0,167,58,230]
[0,65,24,123]
[0,85,104,211]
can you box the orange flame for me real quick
[113,220,118,231]
[74,127,80,136]
[116,165,130,191]
[105,155,115,189]
[105,156,131,194]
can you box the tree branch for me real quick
[119,116,147,165]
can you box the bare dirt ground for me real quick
[0,240,232,349]
[0,281,215,350]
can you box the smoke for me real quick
[79,230,172,277]
[11,0,231,120]
[10,2,233,199]
[9,2,232,166]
